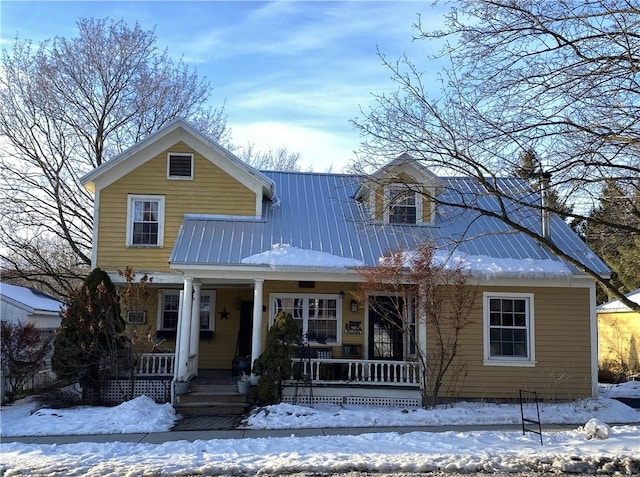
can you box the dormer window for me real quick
[386,186,422,225]
[167,153,193,179]
[388,187,419,224]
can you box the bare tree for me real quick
[1,321,52,403]
[353,0,640,310]
[0,18,228,295]
[236,142,303,171]
[355,245,476,407]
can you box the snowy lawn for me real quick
[1,382,639,476]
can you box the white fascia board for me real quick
[88,126,272,217]
[467,274,595,288]
[169,264,365,283]
[105,270,185,286]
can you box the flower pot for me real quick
[237,380,250,394]
[175,381,190,395]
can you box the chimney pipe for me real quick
[539,172,552,238]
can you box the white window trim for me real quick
[126,194,165,247]
[199,291,216,332]
[157,290,216,331]
[167,152,194,180]
[384,184,423,225]
[406,295,417,358]
[483,292,536,367]
[158,289,180,331]
[270,293,342,345]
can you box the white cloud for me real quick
[230,121,357,172]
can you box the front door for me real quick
[368,295,404,360]
[237,301,253,358]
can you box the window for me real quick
[127,195,164,247]
[159,290,216,330]
[160,291,180,330]
[167,153,193,179]
[406,297,416,357]
[199,292,215,331]
[483,292,535,366]
[387,186,421,224]
[271,294,341,344]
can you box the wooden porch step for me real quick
[179,391,248,404]
[190,383,238,393]
[175,401,249,416]
[174,381,250,416]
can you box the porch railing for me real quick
[136,353,174,376]
[290,358,420,387]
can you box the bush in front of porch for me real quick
[252,311,299,405]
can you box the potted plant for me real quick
[237,372,251,394]
[175,379,190,395]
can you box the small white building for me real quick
[1,282,63,333]
[1,283,64,401]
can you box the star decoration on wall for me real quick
[218,308,230,320]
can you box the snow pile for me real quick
[1,395,176,437]
[396,249,573,279]
[580,418,610,440]
[1,383,639,476]
[242,243,365,268]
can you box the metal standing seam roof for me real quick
[169,170,610,275]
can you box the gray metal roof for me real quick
[170,170,610,275]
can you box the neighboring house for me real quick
[596,288,640,377]
[0,283,63,400]
[0,282,63,339]
[81,118,610,405]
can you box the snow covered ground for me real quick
[1,382,639,476]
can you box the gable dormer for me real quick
[355,153,442,225]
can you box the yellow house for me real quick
[81,119,610,406]
[597,289,640,378]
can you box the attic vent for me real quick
[168,153,193,179]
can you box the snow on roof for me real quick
[596,288,640,313]
[240,244,572,279]
[241,244,365,269]
[0,283,63,313]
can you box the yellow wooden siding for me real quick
[598,311,640,372]
[125,280,594,399]
[96,142,256,271]
[432,286,593,400]
[421,187,432,223]
[372,180,433,223]
[373,186,384,222]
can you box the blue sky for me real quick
[1,1,448,171]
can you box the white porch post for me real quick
[417,285,428,391]
[190,281,201,373]
[176,276,193,381]
[250,279,264,371]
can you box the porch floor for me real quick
[190,369,237,385]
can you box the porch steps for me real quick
[175,383,250,416]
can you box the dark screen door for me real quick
[368,296,404,360]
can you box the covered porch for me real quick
[138,273,425,405]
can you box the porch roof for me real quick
[169,170,610,277]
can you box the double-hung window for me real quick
[483,292,535,366]
[387,186,420,224]
[127,195,164,247]
[159,290,215,331]
[271,294,341,344]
